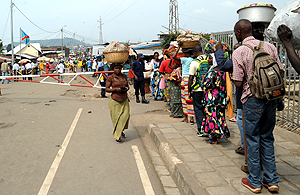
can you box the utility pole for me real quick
[98,16,103,44]
[61,25,66,56]
[11,0,14,64]
[73,31,77,54]
[169,0,179,33]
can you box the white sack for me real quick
[266,0,300,49]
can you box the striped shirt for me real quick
[232,36,281,104]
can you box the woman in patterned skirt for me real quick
[150,52,164,100]
[200,55,230,144]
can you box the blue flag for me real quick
[21,29,30,45]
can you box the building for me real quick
[6,43,42,59]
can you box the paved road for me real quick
[0,81,166,195]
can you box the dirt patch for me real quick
[0,123,17,129]
[60,88,103,101]
[0,97,13,103]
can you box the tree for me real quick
[202,33,211,41]
[161,32,180,49]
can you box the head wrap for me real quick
[209,53,218,71]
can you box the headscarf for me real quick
[209,53,218,71]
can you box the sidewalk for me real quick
[147,119,300,195]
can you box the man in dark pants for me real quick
[188,45,207,136]
[131,53,149,104]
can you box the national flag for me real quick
[21,29,30,45]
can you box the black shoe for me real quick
[121,132,126,138]
[101,95,108,98]
[142,96,149,104]
[136,95,140,103]
[116,138,122,143]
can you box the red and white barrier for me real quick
[0,70,130,89]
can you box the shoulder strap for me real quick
[243,44,254,51]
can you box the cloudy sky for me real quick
[0,0,287,46]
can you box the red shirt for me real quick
[159,59,173,74]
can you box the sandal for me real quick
[190,121,194,125]
[235,146,245,155]
[121,132,126,138]
[229,117,237,122]
[116,138,123,143]
[181,119,188,123]
[204,139,218,144]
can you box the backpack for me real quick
[244,41,285,100]
[191,55,211,90]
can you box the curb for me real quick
[147,124,207,195]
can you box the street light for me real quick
[61,25,66,56]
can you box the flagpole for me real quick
[11,0,14,65]
[20,27,21,61]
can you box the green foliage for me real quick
[161,32,180,49]
[202,33,211,41]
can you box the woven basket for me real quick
[181,41,200,49]
[104,52,129,63]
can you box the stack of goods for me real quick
[266,0,300,49]
[205,40,231,58]
[177,31,202,48]
[103,41,129,63]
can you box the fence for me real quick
[209,30,300,134]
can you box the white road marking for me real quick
[37,108,83,195]
[131,145,155,195]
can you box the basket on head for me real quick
[103,41,129,63]
[177,33,202,49]
[104,52,129,63]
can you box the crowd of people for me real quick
[108,19,295,194]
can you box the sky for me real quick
[0,0,288,46]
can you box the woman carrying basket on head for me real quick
[106,63,130,143]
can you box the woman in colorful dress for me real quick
[150,52,164,100]
[172,41,195,124]
[200,55,230,144]
[159,54,173,108]
[167,61,183,118]
[106,63,130,143]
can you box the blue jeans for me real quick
[243,98,280,188]
[236,109,244,148]
[58,75,63,83]
[88,67,92,72]
[192,91,205,132]
[2,72,9,84]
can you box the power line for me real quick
[1,7,10,40]
[180,14,232,27]
[104,0,141,24]
[102,0,126,19]
[13,3,60,33]
[102,0,124,17]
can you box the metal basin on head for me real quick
[237,4,277,26]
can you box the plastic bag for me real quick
[159,77,166,89]
[266,0,300,49]
[103,41,128,53]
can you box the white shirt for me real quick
[57,63,64,74]
[13,63,20,70]
[92,61,97,69]
[25,63,32,69]
[189,55,207,92]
